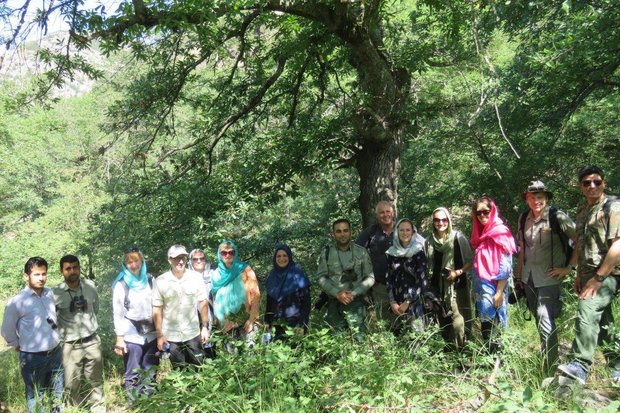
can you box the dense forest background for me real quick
[1,0,620,411]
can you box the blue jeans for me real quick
[19,346,64,413]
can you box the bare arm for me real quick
[580,237,620,299]
[152,306,168,351]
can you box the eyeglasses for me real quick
[220,250,235,258]
[433,218,449,224]
[581,179,603,187]
[475,210,491,217]
[192,257,205,262]
[169,255,187,262]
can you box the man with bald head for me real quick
[356,201,396,324]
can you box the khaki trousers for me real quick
[62,334,105,413]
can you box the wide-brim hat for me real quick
[521,180,553,200]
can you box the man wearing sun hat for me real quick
[152,244,210,368]
[515,180,577,373]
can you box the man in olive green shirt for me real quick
[558,166,620,384]
[317,219,375,336]
[515,180,577,373]
[53,255,105,412]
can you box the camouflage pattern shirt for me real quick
[575,195,620,278]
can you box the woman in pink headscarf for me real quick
[470,195,517,353]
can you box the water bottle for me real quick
[157,343,170,360]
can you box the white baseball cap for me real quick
[167,244,188,258]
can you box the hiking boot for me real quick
[558,361,587,385]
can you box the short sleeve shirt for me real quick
[152,269,207,342]
[520,206,577,287]
[53,278,100,342]
[576,196,620,278]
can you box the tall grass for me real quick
[2,283,620,412]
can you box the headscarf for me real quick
[266,244,310,302]
[428,207,457,270]
[188,248,211,274]
[211,240,248,324]
[386,218,425,258]
[112,249,149,290]
[469,197,517,281]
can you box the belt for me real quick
[22,345,60,356]
[65,333,97,345]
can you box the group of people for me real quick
[2,165,619,411]
[1,255,105,413]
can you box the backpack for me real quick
[603,196,620,243]
[519,206,573,266]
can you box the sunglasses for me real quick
[192,257,205,262]
[580,179,603,187]
[433,218,449,224]
[475,209,491,217]
[220,250,235,258]
[124,246,141,254]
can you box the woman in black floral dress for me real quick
[385,218,429,335]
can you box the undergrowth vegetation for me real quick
[2,288,620,412]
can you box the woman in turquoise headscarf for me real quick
[211,240,261,347]
[111,247,158,402]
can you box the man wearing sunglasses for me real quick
[558,166,620,384]
[515,181,577,374]
[52,255,105,412]
[2,257,63,413]
[152,245,210,368]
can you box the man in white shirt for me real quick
[1,257,63,413]
[152,245,210,368]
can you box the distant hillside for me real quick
[0,30,115,98]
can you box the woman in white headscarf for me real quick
[425,207,474,349]
[385,218,428,334]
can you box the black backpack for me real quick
[519,206,573,266]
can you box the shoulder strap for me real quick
[120,279,130,310]
[121,275,153,310]
[603,196,619,241]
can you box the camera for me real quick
[341,268,357,282]
[70,295,88,312]
[46,317,58,330]
[440,268,451,278]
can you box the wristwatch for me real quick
[595,274,606,282]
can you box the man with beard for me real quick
[318,219,374,336]
[53,255,105,412]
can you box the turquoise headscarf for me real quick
[112,249,149,290]
[212,240,248,324]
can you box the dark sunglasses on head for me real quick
[220,250,235,257]
[124,246,141,254]
[475,209,491,217]
[433,218,449,224]
[580,179,603,187]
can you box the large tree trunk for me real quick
[356,132,403,227]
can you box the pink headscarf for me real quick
[470,197,517,281]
